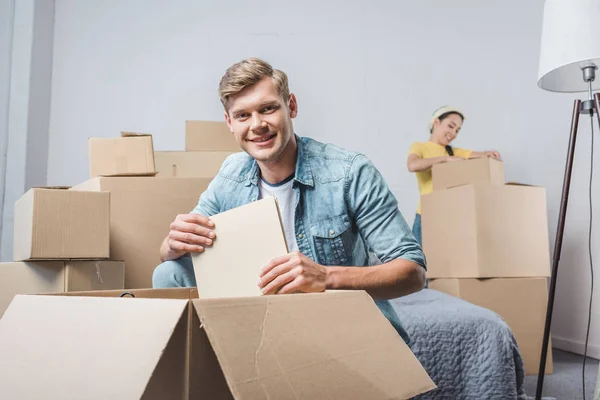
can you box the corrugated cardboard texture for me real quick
[432,157,504,191]
[430,278,553,375]
[193,291,436,399]
[89,136,156,178]
[71,177,212,289]
[154,151,233,178]
[422,184,551,278]
[13,189,110,261]
[0,295,188,399]
[0,260,124,317]
[185,120,240,151]
[192,197,288,299]
[4,289,435,399]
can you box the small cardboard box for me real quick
[0,260,125,317]
[432,157,504,191]
[192,197,288,298]
[429,277,553,375]
[185,120,240,151]
[0,288,436,399]
[154,151,233,178]
[71,177,212,289]
[89,132,157,178]
[422,183,551,278]
[13,188,110,261]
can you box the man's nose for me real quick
[250,113,267,131]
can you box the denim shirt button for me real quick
[298,233,303,239]
[329,229,335,236]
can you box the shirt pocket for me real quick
[310,215,353,266]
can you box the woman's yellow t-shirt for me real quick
[408,141,472,214]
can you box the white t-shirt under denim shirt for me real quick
[258,173,299,252]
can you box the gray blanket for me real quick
[390,289,529,400]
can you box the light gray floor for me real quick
[523,349,599,400]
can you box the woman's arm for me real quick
[407,153,462,172]
[469,150,502,160]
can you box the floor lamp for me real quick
[536,1,600,399]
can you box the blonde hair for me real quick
[218,58,290,111]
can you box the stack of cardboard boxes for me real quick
[0,121,237,316]
[0,186,124,317]
[422,157,553,375]
[154,120,239,178]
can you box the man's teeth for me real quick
[254,136,272,142]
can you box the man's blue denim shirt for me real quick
[192,135,426,343]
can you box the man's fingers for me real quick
[276,276,305,295]
[260,254,291,277]
[261,269,297,295]
[171,220,216,239]
[169,230,213,246]
[178,213,215,227]
[169,239,204,254]
[259,259,296,288]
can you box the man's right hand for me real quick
[160,214,216,261]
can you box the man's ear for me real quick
[224,111,233,133]
[288,93,298,119]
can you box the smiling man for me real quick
[153,57,426,342]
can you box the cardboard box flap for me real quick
[33,185,71,190]
[121,131,152,137]
[192,291,436,400]
[193,197,288,298]
[0,295,188,399]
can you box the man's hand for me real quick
[161,213,216,261]
[258,251,328,295]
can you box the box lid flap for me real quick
[0,295,188,399]
[192,290,436,400]
[192,197,288,298]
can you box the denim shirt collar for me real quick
[246,134,314,187]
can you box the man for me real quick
[153,57,426,343]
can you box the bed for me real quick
[390,289,530,399]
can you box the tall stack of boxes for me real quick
[0,121,237,315]
[422,157,553,375]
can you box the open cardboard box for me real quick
[0,288,436,399]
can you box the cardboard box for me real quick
[71,177,212,289]
[13,188,110,261]
[89,132,157,178]
[185,120,240,151]
[0,288,436,399]
[192,197,288,298]
[422,183,551,278]
[0,260,124,317]
[432,157,504,191]
[429,277,553,375]
[154,151,233,178]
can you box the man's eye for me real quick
[262,105,277,113]
[236,113,248,119]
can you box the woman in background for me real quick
[407,106,501,245]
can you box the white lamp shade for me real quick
[538,0,600,92]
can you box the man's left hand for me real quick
[258,251,328,295]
